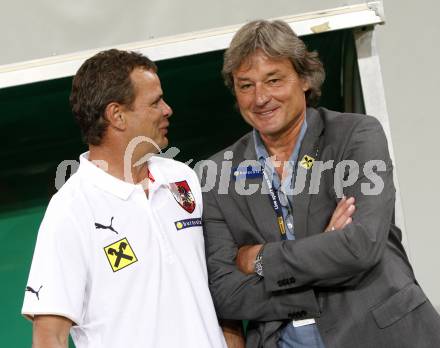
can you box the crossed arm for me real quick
[236,196,355,275]
[216,197,355,348]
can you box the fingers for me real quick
[344,216,352,227]
[325,196,355,232]
[329,196,346,222]
[333,203,355,229]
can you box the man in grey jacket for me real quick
[202,19,440,348]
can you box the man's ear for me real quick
[105,102,126,131]
[301,77,310,93]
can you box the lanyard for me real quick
[260,139,320,241]
[262,169,287,240]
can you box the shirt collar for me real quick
[77,152,167,200]
[253,115,308,163]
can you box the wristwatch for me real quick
[254,245,265,277]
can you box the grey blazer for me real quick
[202,107,440,348]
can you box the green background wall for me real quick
[0,29,360,346]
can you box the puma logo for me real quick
[26,285,43,300]
[95,217,118,234]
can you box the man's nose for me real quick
[255,83,270,106]
[161,100,173,118]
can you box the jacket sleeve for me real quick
[203,187,320,321]
[262,116,396,292]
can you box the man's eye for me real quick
[239,84,252,90]
[268,78,280,85]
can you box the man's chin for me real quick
[158,137,168,150]
[252,119,281,135]
[257,127,281,138]
[146,136,168,153]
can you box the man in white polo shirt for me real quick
[22,49,227,348]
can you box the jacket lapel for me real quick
[291,108,324,240]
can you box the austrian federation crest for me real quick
[169,180,196,214]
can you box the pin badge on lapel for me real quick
[300,155,315,169]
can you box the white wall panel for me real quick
[377,0,440,311]
[1,0,365,65]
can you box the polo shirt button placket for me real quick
[144,186,176,264]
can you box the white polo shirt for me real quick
[22,153,227,348]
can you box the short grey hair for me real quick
[222,19,325,106]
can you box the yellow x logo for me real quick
[300,155,315,169]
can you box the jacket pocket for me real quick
[372,282,427,328]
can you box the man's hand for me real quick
[325,196,355,232]
[221,319,246,348]
[236,244,263,275]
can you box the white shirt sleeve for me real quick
[22,195,89,325]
